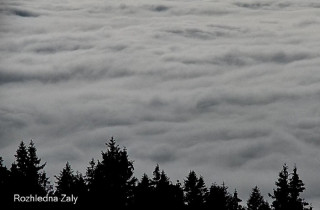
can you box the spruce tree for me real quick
[206,183,230,210]
[85,158,96,191]
[55,162,75,195]
[152,164,161,185]
[151,164,184,209]
[14,141,28,175]
[247,186,271,210]
[170,180,185,209]
[0,156,9,185]
[184,170,207,209]
[73,172,88,205]
[288,166,309,210]
[0,157,10,202]
[55,162,87,207]
[10,141,49,195]
[10,141,29,194]
[27,141,48,194]
[156,169,171,208]
[270,164,290,210]
[229,189,244,210]
[90,137,136,208]
[134,174,154,209]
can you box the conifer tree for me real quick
[85,158,96,191]
[27,141,48,194]
[0,157,10,202]
[151,164,184,209]
[10,141,49,195]
[184,170,207,209]
[206,183,230,210]
[73,171,88,205]
[55,162,87,207]
[152,164,161,185]
[170,180,185,209]
[55,162,75,195]
[134,174,154,209]
[270,164,290,210]
[14,141,28,174]
[247,186,271,210]
[229,189,244,210]
[288,166,309,210]
[155,169,171,208]
[90,137,136,208]
[0,157,9,183]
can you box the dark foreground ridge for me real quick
[0,137,313,209]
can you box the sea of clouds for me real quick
[1,0,320,207]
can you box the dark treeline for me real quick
[0,138,313,209]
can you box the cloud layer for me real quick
[1,0,320,207]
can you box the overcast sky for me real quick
[1,0,320,207]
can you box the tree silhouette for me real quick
[0,157,10,204]
[88,137,136,208]
[247,186,271,210]
[134,174,154,209]
[184,170,207,209]
[0,139,315,209]
[206,183,231,210]
[270,164,313,210]
[6,141,50,208]
[151,164,185,209]
[288,166,309,210]
[152,164,161,185]
[27,141,49,194]
[10,142,28,194]
[85,158,96,190]
[10,141,49,196]
[55,162,87,208]
[153,166,171,208]
[85,158,96,206]
[270,164,290,210]
[170,180,185,209]
[229,189,244,210]
[269,164,290,210]
[55,162,76,195]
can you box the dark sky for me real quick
[0,0,320,207]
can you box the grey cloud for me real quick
[238,143,270,160]
[182,126,272,147]
[1,7,40,17]
[1,35,95,54]
[170,7,230,16]
[43,145,82,163]
[164,50,315,67]
[166,28,228,40]
[296,120,320,130]
[0,110,27,148]
[222,143,271,168]
[148,97,169,108]
[251,51,313,64]
[150,147,177,164]
[27,41,92,54]
[0,59,135,85]
[290,120,320,147]
[307,2,320,8]
[134,121,172,136]
[1,0,320,208]
[147,5,170,12]
[135,144,177,164]
[195,91,298,111]
[0,70,71,84]
[234,1,291,10]
[234,2,272,9]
